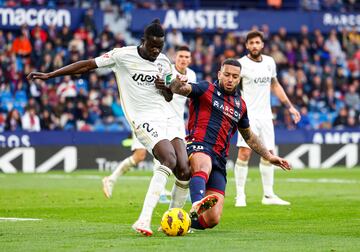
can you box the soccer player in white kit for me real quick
[27,20,191,236]
[234,30,301,207]
[102,45,197,206]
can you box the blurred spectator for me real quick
[21,106,40,131]
[60,26,73,48]
[333,107,348,128]
[5,109,22,131]
[83,9,96,33]
[297,106,312,129]
[40,109,59,130]
[325,30,346,64]
[57,76,77,99]
[345,84,360,112]
[12,30,32,56]
[166,28,184,49]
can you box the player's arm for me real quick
[238,127,290,171]
[155,76,173,102]
[271,77,301,123]
[27,59,98,81]
[170,75,192,96]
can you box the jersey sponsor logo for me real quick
[253,77,271,84]
[213,100,240,122]
[132,73,157,86]
[187,144,204,151]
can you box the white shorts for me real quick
[133,119,168,154]
[166,116,186,142]
[131,131,145,151]
[133,117,186,155]
[237,118,275,150]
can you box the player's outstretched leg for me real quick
[102,176,114,199]
[102,156,136,198]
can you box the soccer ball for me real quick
[160,208,191,236]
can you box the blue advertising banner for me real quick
[0,132,129,148]
[130,9,360,33]
[0,129,359,148]
[0,7,103,31]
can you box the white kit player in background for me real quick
[27,19,191,237]
[166,45,197,205]
[234,30,301,207]
[102,45,196,205]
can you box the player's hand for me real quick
[27,72,50,81]
[155,76,167,90]
[289,106,301,124]
[176,74,188,84]
[268,155,291,171]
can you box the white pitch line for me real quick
[285,178,359,184]
[41,174,150,181]
[0,217,42,221]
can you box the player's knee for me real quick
[206,215,221,228]
[260,157,271,165]
[175,163,191,181]
[161,151,177,169]
[238,148,251,161]
[174,166,191,181]
[133,150,147,163]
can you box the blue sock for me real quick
[191,215,208,230]
[191,219,206,230]
[189,171,208,203]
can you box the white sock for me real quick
[109,156,135,182]
[259,160,274,197]
[169,179,189,209]
[152,159,168,196]
[234,159,248,198]
[138,164,172,224]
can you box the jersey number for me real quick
[141,122,158,138]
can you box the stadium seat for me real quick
[15,90,27,101]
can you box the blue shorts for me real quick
[187,142,227,195]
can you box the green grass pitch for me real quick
[1,168,360,252]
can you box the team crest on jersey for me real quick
[217,91,221,96]
[157,63,163,73]
[235,99,241,108]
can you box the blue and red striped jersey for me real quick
[186,80,249,158]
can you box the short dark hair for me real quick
[175,45,190,52]
[222,58,241,69]
[144,19,164,39]
[245,30,264,42]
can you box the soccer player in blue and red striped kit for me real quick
[169,58,291,230]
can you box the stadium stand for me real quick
[0,0,359,132]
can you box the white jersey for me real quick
[169,65,197,120]
[95,46,174,125]
[238,55,276,119]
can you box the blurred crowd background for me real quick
[0,0,359,132]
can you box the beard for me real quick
[249,50,261,59]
